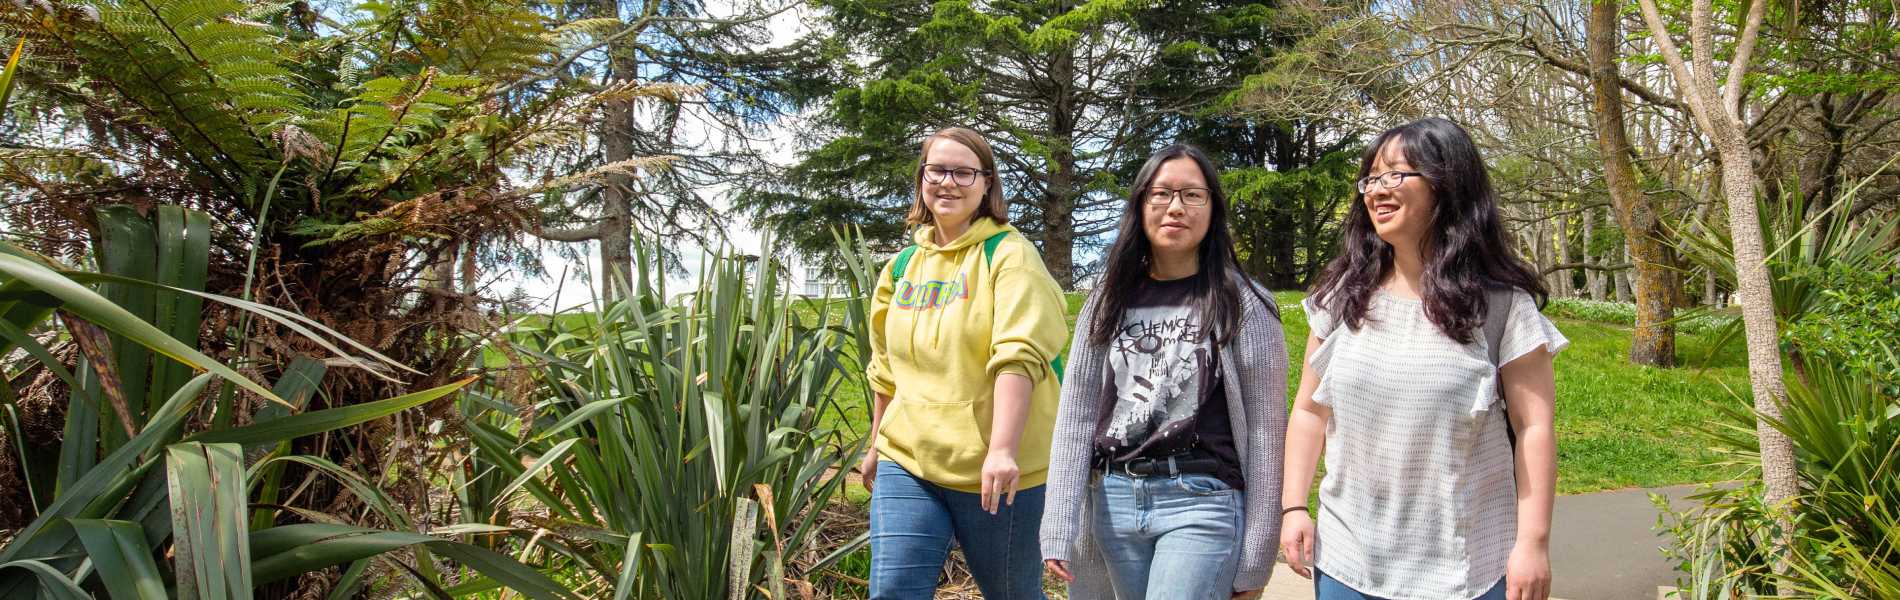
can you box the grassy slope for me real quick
[827,291,1749,496]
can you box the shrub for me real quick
[1782,262,1900,397]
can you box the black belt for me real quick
[1101,453,1222,478]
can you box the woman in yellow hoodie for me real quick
[860,126,1069,600]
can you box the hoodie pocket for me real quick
[886,397,987,479]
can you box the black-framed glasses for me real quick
[1145,186,1212,207]
[1357,170,1423,194]
[921,164,992,187]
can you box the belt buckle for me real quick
[1120,460,1139,478]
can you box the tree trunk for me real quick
[1588,0,1677,366]
[1614,250,1633,302]
[1635,0,1796,589]
[1527,216,1542,286]
[1706,268,1722,308]
[1717,151,1800,550]
[1554,208,1573,299]
[1040,49,1079,289]
[1582,210,1599,299]
[595,0,642,300]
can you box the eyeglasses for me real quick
[1357,170,1423,194]
[1145,187,1212,207]
[921,164,992,187]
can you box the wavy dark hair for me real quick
[1088,144,1274,347]
[1309,117,1546,343]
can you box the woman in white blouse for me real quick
[1278,117,1564,600]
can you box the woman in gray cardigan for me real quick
[1038,144,1290,600]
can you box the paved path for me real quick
[1252,484,1706,600]
[1545,484,1702,600]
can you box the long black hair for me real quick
[1309,117,1546,343]
[1088,144,1273,347]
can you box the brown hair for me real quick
[906,127,1009,227]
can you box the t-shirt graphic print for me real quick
[1093,276,1234,470]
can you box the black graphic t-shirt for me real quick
[1092,275,1243,490]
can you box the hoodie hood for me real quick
[914,217,1010,253]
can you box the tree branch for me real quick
[1634,0,1718,138]
[532,223,606,242]
[1541,262,1631,276]
[1517,29,1686,113]
[1723,0,1768,121]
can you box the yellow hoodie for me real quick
[866,217,1068,492]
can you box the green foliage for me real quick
[1222,149,1358,287]
[457,233,867,599]
[1660,164,1900,596]
[0,39,23,116]
[1657,352,1900,597]
[744,0,1163,272]
[1782,263,1900,396]
[1652,480,1780,598]
[1676,170,1900,350]
[0,0,586,259]
[1772,355,1900,595]
[0,208,556,597]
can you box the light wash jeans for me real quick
[1090,472,1245,600]
[1314,569,1507,600]
[867,461,1047,600]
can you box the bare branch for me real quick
[1541,262,1632,276]
[1634,0,1718,137]
[532,223,606,242]
[1723,0,1768,120]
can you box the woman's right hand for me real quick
[1044,559,1073,583]
[1280,510,1316,579]
[858,449,879,493]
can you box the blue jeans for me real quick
[1090,472,1245,600]
[868,461,1047,600]
[1314,569,1506,600]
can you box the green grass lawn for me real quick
[826,291,1749,496]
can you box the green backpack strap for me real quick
[891,231,1066,384]
[981,231,1007,263]
[889,244,920,284]
[891,232,1008,283]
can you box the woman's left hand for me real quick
[980,449,1020,514]
[1505,541,1551,600]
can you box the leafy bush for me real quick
[456,234,869,599]
[1782,262,1900,397]
[1773,352,1900,596]
[1655,353,1899,597]
[0,211,551,597]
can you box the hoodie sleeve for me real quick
[984,237,1069,383]
[865,257,898,397]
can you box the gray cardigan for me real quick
[1038,272,1291,595]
